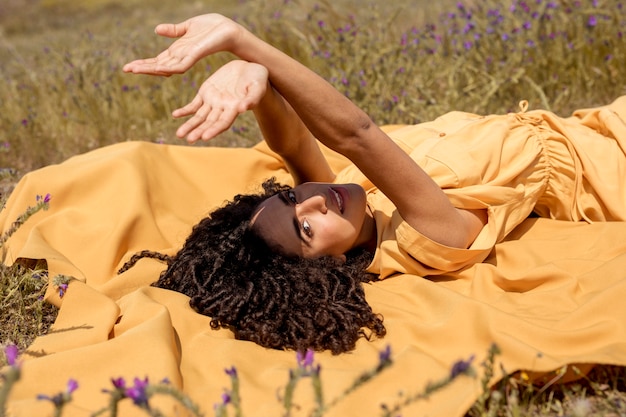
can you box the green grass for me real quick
[1,0,626,415]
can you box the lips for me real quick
[330,187,345,213]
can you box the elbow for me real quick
[331,113,377,154]
[454,208,488,249]
[421,208,487,249]
[351,113,375,140]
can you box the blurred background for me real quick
[0,0,624,177]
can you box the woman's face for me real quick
[251,182,374,260]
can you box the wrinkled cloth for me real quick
[2,99,626,417]
[336,96,626,278]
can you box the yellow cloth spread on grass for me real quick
[2,98,626,416]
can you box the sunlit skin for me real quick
[122,14,488,250]
[251,182,377,261]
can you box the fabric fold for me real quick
[2,100,626,416]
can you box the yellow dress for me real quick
[2,97,626,417]
[333,97,626,278]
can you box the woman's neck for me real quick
[357,203,378,253]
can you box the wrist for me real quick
[228,22,249,57]
[230,26,265,61]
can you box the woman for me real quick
[122,13,626,354]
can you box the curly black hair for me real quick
[119,178,385,354]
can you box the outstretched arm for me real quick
[161,59,334,184]
[124,14,485,248]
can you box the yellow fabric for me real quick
[2,98,626,416]
[339,96,626,278]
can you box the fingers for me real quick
[154,22,186,38]
[173,95,203,118]
[123,54,192,76]
[176,105,239,143]
[176,103,213,139]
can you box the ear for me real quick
[332,254,347,264]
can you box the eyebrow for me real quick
[276,192,310,247]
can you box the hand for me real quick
[173,60,269,142]
[123,14,243,76]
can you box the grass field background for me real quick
[1,0,624,175]
[1,0,626,415]
[0,0,444,174]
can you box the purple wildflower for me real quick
[58,283,68,298]
[450,355,475,379]
[221,391,231,405]
[297,349,315,369]
[37,393,63,407]
[378,345,392,364]
[400,32,408,46]
[4,344,18,366]
[126,377,150,406]
[111,377,127,389]
[588,15,598,27]
[37,378,78,407]
[66,379,79,394]
[224,366,237,378]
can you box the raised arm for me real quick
[252,79,335,184]
[123,14,485,248]
[161,59,334,184]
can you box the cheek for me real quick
[319,214,356,240]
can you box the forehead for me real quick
[252,194,303,257]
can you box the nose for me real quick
[296,194,328,215]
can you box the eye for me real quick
[302,218,312,237]
[287,190,297,204]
